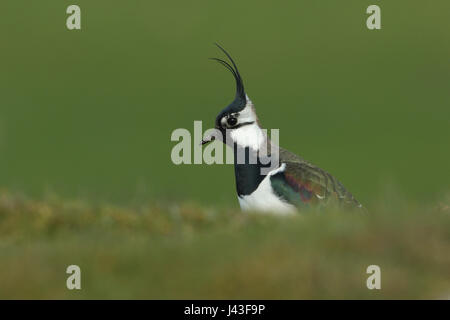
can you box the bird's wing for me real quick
[270,148,362,209]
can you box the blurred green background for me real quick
[1,0,449,206]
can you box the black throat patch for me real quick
[233,145,271,196]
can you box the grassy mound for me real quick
[0,191,449,299]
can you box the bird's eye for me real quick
[227,117,237,127]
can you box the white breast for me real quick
[237,164,296,214]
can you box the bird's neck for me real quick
[230,124,274,196]
[229,122,266,151]
[233,145,268,196]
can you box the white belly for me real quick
[237,164,296,214]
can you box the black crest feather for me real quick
[210,43,245,100]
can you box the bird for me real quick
[201,44,363,213]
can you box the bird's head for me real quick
[202,44,261,148]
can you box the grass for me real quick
[0,190,449,299]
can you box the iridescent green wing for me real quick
[270,148,362,209]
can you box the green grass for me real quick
[0,190,449,299]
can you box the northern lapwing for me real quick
[202,44,362,213]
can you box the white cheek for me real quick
[227,96,264,150]
[230,123,265,150]
[238,96,257,123]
